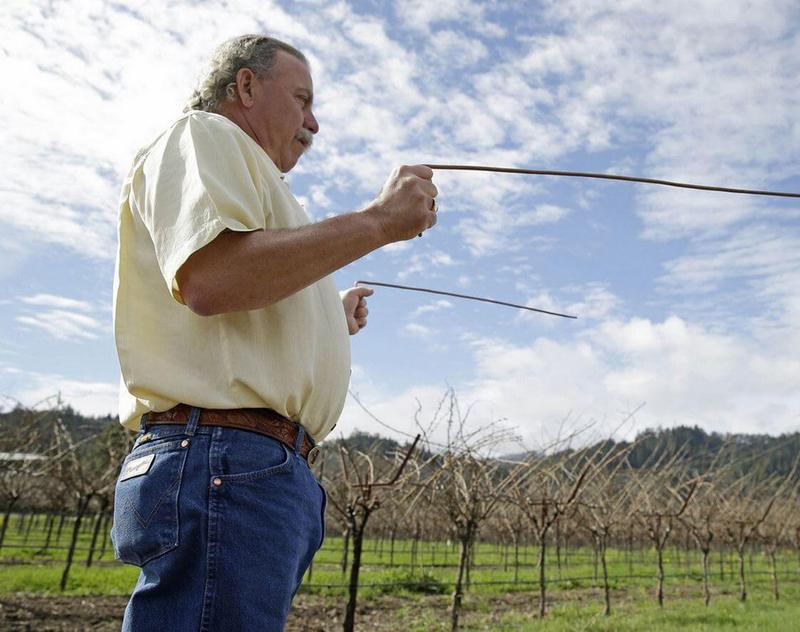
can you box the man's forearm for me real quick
[177,208,387,316]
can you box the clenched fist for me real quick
[368,165,438,243]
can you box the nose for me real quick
[305,109,319,135]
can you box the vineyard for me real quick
[2,396,800,630]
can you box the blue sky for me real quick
[2,0,799,451]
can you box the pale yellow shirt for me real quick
[113,110,350,442]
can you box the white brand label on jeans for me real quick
[120,453,156,481]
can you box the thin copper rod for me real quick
[425,164,800,198]
[355,280,577,319]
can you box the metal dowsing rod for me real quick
[366,164,799,319]
[355,280,578,319]
[424,164,800,198]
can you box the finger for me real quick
[357,318,367,328]
[352,285,375,297]
[399,164,433,180]
[419,180,438,198]
[355,307,368,318]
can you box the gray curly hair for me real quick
[185,35,307,113]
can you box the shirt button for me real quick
[181,440,190,448]
[212,478,223,487]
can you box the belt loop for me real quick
[293,424,305,454]
[139,413,148,433]
[185,406,201,436]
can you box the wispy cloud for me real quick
[20,294,93,311]
[410,299,454,318]
[403,322,435,338]
[16,311,102,341]
[15,294,106,341]
[396,250,458,280]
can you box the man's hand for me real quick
[340,285,374,335]
[367,165,438,243]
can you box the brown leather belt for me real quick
[145,404,318,462]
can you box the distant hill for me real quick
[0,405,116,452]
[2,407,797,478]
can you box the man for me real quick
[111,34,437,631]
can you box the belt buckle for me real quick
[307,445,320,465]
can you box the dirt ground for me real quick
[0,593,450,631]
[0,592,535,631]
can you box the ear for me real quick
[234,68,257,108]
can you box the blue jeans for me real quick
[111,407,326,631]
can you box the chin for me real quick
[283,153,304,173]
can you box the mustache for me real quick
[295,128,314,149]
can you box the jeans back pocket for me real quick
[111,438,190,566]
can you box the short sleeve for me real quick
[137,113,271,302]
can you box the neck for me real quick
[218,105,281,169]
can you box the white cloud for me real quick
[428,30,489,68]
[411,299,453,318]
[20,294,93,311]
[395,0,489,33]
[397,250,458,280]
[565,284,619,321]
[508,0,800,238]
[659,224,800,292]
[463,314,800,444]
[16,311,103,341]
[340,381,520,454]
[515,204,571,226]
[0,370,119,418]
[15,294,106,341]
[403,322,435,338]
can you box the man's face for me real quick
[247,51,318,173]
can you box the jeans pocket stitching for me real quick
[112,444,189,566]
[124,473,182,529]
[216,443,293,483]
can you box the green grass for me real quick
[0,563,138,595]
[486,585,800,631]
